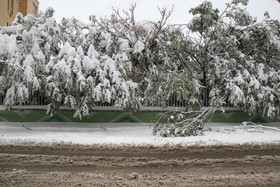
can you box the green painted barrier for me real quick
[0,109,279,123]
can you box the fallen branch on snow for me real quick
[153,107,218,137]
[241,121,280,133]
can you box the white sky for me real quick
[39,0,280,24]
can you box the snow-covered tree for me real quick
[154,0,280,137]
[36,7,62,60]
[0,13,41,108]
[215,1,279,117]
[45,37,139,118]
[0,7,140,118]
[185,0,280,117]
[0,0,279,122]
[59,17,88,49]
[142,29,198,110]
[92,4,199,110]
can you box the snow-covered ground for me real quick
[0,122,280,146]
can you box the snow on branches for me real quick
[0,0,279,121]
[185,0,280,118]
[153,108,216,137]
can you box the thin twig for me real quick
[242,121,280,132]
[22,124,32,130]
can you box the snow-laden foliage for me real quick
[45,41,139,118]
[0,8,139,117]
[184,0,280,118]
[144,68,197,109]
[153,0,279,137]
[1,13,41,108]
[93,4,199,109]
[0,0,279,122]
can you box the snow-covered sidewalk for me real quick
[0,122,280,146]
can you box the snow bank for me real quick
[0,122,280,146]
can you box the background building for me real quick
[0,0,39,26]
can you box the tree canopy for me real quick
[0,0,279,119]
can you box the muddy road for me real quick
[1,143,280,186]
